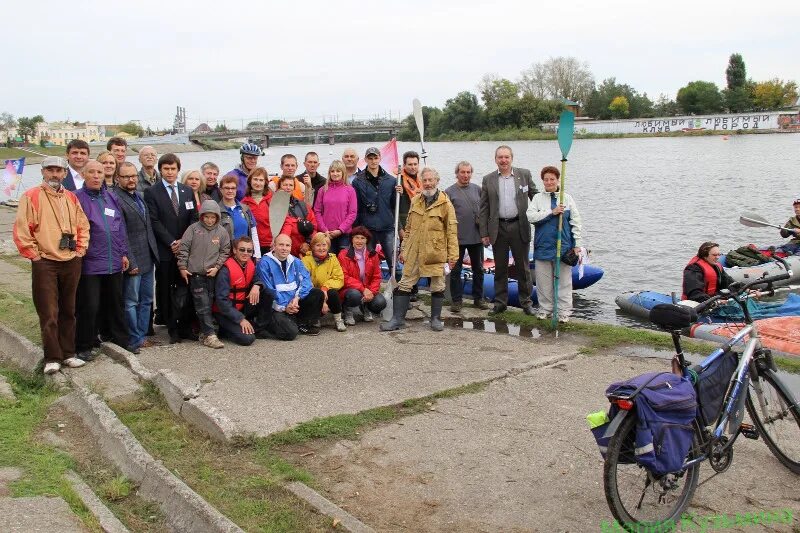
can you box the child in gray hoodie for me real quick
[178,200,231,349]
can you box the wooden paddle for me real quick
[553,110,575,336]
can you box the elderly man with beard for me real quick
[136,146,160,191]
[14,156,90,374]
[381,167,458,332]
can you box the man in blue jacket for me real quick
[352,147,398,272]
[256,233,323,338]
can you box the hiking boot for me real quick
[44,362,61,375]
[380,292,411,331]
[522,304,536,316]
[450,301,463,313]
[430,293,444,332]
[558,315,571,323]
[343,308,356,326]
[76,350,96,362]
[298,324,321,336]
[489,303,507,315]
[63,357,86,368]
[202,334,225,349]
[334,313,347,332]
[168,330,182,344]
[536,311,548,320]
[362,309,374,322]
[473,298,490,310]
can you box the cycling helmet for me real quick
[240,143,261,156]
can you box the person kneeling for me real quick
[337,226,387,324]
[256,233,324,339]
[178,200,230,349]
[213,236,274,346]
[302,233,347,331]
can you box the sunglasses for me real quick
[237,247,254,253]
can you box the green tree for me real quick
[653,94,679,117]
[16,115,45,144]
[214,123,229,132]
[119,121,144,136]
[609,96,630,118]
[0,112,16,140]
[398,106,443,141]
[584,78,653,119]
[440,91,484,132]
[246,120,266,130]
[751,78,798,110]
[723,53,751,112]
[518,95,563,127]
[518,56,595,104]
[676,81,724,114]
[477,75,522,129]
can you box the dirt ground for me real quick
[276,351,799,533]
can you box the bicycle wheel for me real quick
[746,369,800,474]
[604,413,701,529]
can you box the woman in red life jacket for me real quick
[682,241,733,301]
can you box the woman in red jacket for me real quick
[337,226,387,325]
[276,175,316,257]
[241,167,272,256]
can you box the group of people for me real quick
[14,137,584,375]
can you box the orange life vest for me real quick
[682,256,719,300]
[401,170,421,198]
[269,176,306,202]
[213,257,256,312]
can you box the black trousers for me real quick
[215,287,274,346]
[155,260,191,335]
[325,289,342,314]
[76,272,128,352]
[450,243,485,303]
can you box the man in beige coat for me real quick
[381,167,458,332]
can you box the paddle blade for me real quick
[739,212,781,229]
[557,111,575,159]
[269,190,291,238]
[413,98,425,142]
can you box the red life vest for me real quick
[682,256,719,300]
[212,257,256,312]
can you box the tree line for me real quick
[399,54,798,141]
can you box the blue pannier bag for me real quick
[605,371,697,475]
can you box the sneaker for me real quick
[62,357,86,368]
[76,350,96,362]
[334,316,347,332]
[343,310,356,326]
[298,324,321,336]
[558,315,571,323]
[140,339,160,348]
[43,362,61,375]
[473,299,490,310]
[202,334,225,349]
[169,330,182,344]
[522,304,536,316]
[362,309,374,322]
[450,301,463,313]
[535,312,548,320]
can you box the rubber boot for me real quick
[430,292,444,331]
[380,292,411,331]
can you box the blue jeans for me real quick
[123,269,154,349]
[371,229,396,273]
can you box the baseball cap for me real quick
[793,199,800,205]
[41,156,68,169]
[365,147,380,157]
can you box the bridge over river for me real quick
[189,123,401,147]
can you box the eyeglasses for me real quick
[222,187,237,191]
[237,247,254,253]
[118,175,137,179]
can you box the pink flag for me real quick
[357,138,399,174]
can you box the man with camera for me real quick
[14,156,90,374]
[352,147,398,272]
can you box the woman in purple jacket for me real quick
[313,160,357,252]
[74,161,131,359]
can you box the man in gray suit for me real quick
[479,145,538,315]
[113,162,160,352]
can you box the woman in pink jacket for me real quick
[313,160,357,252]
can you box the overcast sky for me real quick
[5,0,798,129]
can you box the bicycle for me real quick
[600,256,800,529]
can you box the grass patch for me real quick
[110,384,333,532]
[0,368,100,531]
[0,288,41,345]
[775,356,800,374]
[0,146,66,160]
[495,310,712,354]
[0,254,32,272]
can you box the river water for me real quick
[9,134,800,325]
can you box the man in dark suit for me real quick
[143,153,198,343]
[113,162,160,352]
[478,145,538,315]
[62,139,90,191]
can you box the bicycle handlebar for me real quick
[692,259,793,315]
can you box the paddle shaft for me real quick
[739,216,786,231]
[552,157,567,329]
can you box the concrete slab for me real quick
[136,324,583,436]
[0,495,86,532]
[293,352,800,532]
[0,374,15,400]
[64,355,142,401]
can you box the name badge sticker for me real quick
[520,185,528,192]
[185,201,194,210]
[104,207,115,217]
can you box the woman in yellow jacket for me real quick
[381,167,459,332]
[302,233,347,331]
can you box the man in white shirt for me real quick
[63,139,90,191]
